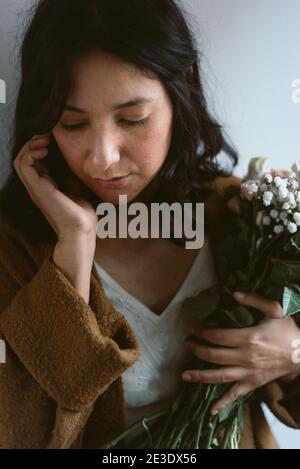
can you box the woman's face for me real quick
[52,50,173,204]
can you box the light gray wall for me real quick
[180,0,300,177]
[0,0,34,183]
[0,0,300,448]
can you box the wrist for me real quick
[53,234,96,303]
[59,229,96,247]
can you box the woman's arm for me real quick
[52,232,96,304]
[182,291,300,427]
[0,220,140,448]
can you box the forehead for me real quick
[67,50,162,111]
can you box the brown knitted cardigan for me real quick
[0,175,299,449]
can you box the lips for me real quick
[99,176,127,181]
[95,174,130,189]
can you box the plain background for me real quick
[0,0,300,448]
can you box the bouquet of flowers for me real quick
[99,157,300,449]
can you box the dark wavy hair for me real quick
[0,0,238,243]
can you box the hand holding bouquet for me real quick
[100,157,300,449]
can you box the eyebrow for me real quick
[63,97,155,113]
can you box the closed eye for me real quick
[61,123,87,131]
[61,116,151,131]
[120,116,150,127]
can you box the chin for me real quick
[93,189,140,205]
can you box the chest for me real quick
[94,239,202,316]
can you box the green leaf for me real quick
[225,270,248,290]
[182,285,220,323]
[292,230,300,250]
[220,306,256,328]
[215,235,249,281]
[237,401,244,431]
[282,287,300,317]
[256,238,263,251]
[290,238,300,253]
[218,401,238,423]
[257,284,283,303]
[270,259,300,285]
[288,283,300,293]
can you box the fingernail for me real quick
[234,291,246,299]
[211,409,219,416]
[182,373,192,381]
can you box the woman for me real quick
[0,0,299,449]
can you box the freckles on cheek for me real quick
[136,126,170,167]
[134,143,160,175]
[55,138,81,166]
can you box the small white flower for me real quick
[270,209,279,219]
[262,216,271,226]
[274,225,284,234]
[287,222,298,234]
[274,176,284,187]
[277,186,289,200]
[282,178,289,187]
[260,183,268,192]
[280,211,288,221]
[264,173,273,183]
[283,219,289,226]
[293,212,300,226]
[249,183,258,194]
[282,201,291,210]
[296,192,300,203]
[262,191,273,206]
[289,179,299,190]
[241,181,259,200]
[288,193,296,205]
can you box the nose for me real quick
[84,126,121,177]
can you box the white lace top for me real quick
[93,237,218,431]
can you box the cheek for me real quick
[133,123,172,176]
[54,134,83,170]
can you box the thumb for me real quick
[233,291,283,319]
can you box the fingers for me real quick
[181,366,249,384]
[184,340,242,366]
[13,133,54,201]
[14,134,50,172]
[14,147,49,186]
[233,291,283,319]
[14,134,50,168]
[190,324,249,348]
[210,381,253,416]
[29,136,50,150]
[31,131,52,141]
